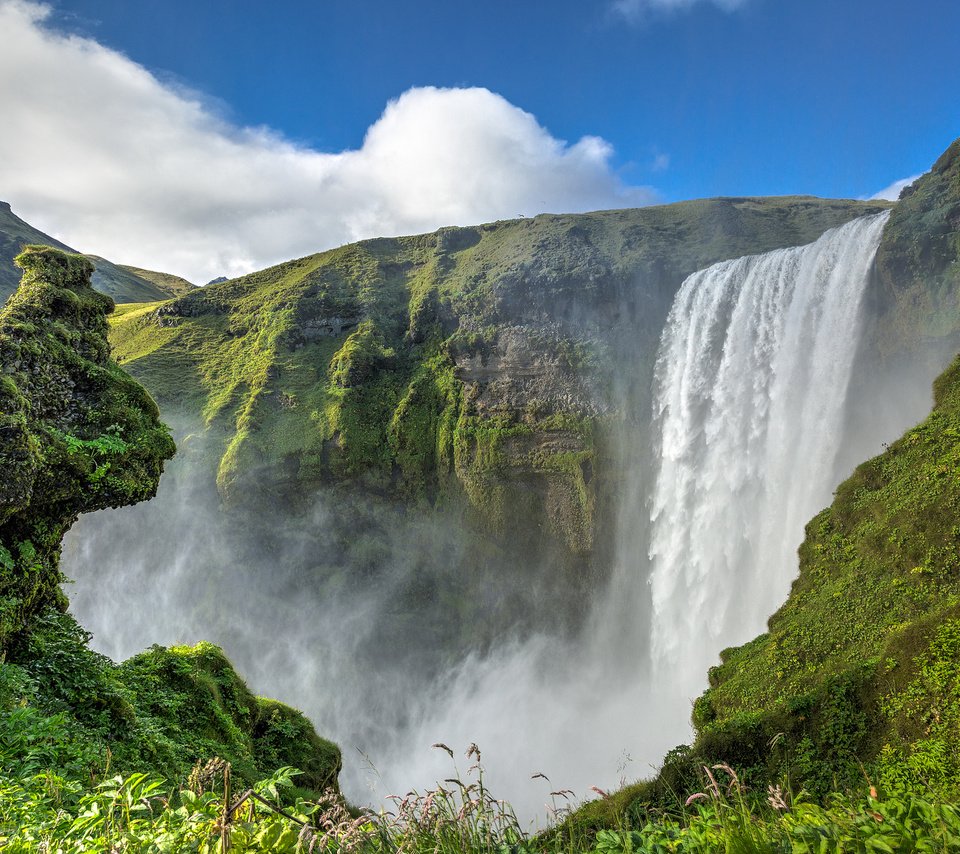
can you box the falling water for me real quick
[646,211,890,690]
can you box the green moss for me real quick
[654,349,960,802]
[0,246,176,650]
[4,610,341,796]
[872,136,960,358]
[388,354,461,500]
[109,196,884,528]
[252,698,342,793]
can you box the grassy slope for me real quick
[118,263,197,297]
[83,255,177,303]
[109,197,888,529]
[0,202,171,303]
[686,141,960,801]
[564,143,960,837]
[692,351,960,796]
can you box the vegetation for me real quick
[3,159,959,847]
[109,196,887,562]
[0,248,342,845]
[117,263,197,297]
[0,246,175,649]
[4,745,960,851]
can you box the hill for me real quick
[563,138,960,837]
[118,263,197,297]
[0,246,340,808]
[0,202,180,303]
[109,195,888,552]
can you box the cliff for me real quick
[109,197,887,566]
[572,143,960,828]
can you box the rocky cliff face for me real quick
[109,198,887,565]
[589,141,960,815]
[0,246,175,650]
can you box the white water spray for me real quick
[646,211,890,693]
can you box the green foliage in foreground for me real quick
[0,609,341,801]
[3,754,960,852]
[673,349,960,802]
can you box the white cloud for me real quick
[611,0,748,23]
[867,174,922,201]
[0,0,656,284]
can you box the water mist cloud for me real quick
[0,0,656,284]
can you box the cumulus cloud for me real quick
[611,0,748,23]
[867,175,922,201]
[0,0,656,283]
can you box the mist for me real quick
[62,212,945,823]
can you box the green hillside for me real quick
[0,202,174,303]
[118,263,197,297]
[560,139,960,841]
[109,196,888,561]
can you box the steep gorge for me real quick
[60,193,922,814]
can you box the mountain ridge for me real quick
[0,202,187,303]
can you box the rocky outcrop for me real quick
[0,246,176,650]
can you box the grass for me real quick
[4,747,960,852]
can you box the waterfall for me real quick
[647,211,890,687]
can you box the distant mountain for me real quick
[0,202,182,304]
[117,264,196,297]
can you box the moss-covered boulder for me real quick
[0,246,176,650]
[2,610,342,795]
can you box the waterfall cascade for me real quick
[646,210,891,692]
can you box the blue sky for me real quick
[0,0,957,280]
[49,0,958,200]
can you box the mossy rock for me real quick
[0,246,176,650]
